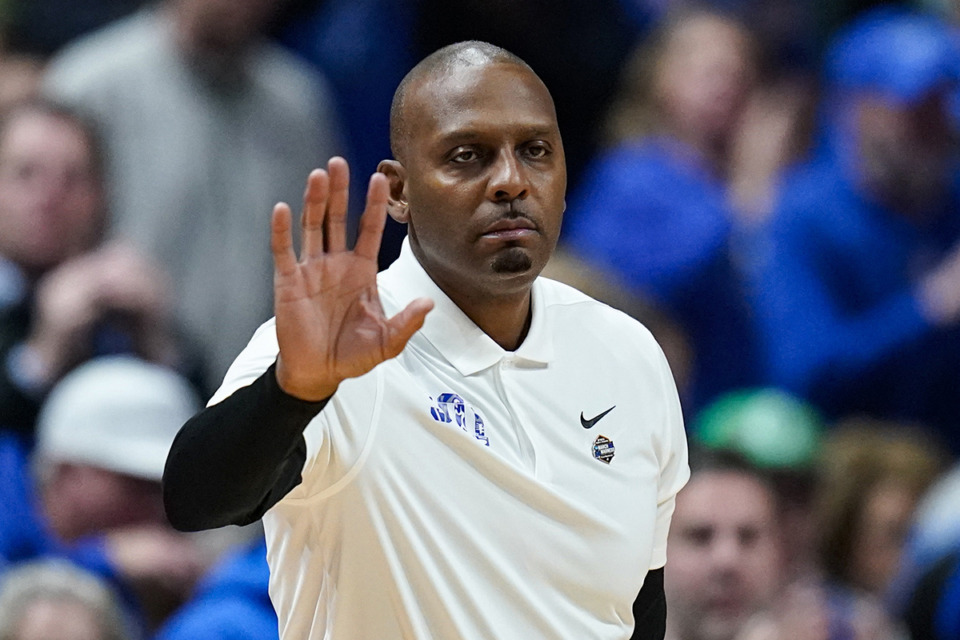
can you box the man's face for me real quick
[0,111,102,275]
[855,90,955,216]
[848,479,916,595]
[174,0,281,53]
[15,599,105,640]
[665,470,783,640]
[392,62,567,301]
[47,464,166,541]
[656,16,755,147]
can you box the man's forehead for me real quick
[405,62,557,134]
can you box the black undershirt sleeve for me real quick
[631,568,667,640]
[162,362,328,531]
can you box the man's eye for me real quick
[684,526,713,547]
[450,148,479,163]
[525,144,549,159]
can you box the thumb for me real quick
[383,297,434,358]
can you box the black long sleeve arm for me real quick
[162,362,328,531]
[631,567,666,640]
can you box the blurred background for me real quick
[1,0,960,638]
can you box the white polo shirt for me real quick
[213,240,689,639]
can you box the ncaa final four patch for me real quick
[592,435,615,464]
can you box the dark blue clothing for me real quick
[749,153,960,451]
[0,432,146,626]
[906,550,960,640]
[155,537,277,640]
[563,138,759,412]
[0,432,112,575]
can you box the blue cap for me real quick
[826,7,960,104]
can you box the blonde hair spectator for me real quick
[0,559,135,640]
[816,418,947,596]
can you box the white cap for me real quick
[36,356,200,481]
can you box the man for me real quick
[659,448,783,640]
[43,0,343,383]
[748,8,960,452]
[0,100,183,437]
[0,356,206,630]
[164,41,689,639]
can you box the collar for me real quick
[378,238,553,376]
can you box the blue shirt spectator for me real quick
[565,137,758,411]
[0,431,139,620]
[748,8,960,451]
[156,537,277,640]
[563,10,781,414]
[0,357,206,632]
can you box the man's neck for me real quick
[408,241,538,351]
[427,268,534,351]
[452,288,533,352]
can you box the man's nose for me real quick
[710,535,744,568]
[487,149,529,202]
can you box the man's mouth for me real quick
[480,217,538,241]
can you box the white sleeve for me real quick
[648,345,690,570]
[208,319,280,406]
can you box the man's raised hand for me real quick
[271,157,433,401]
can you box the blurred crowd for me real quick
[1,0,960,638]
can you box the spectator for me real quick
[563,8,803,412]
[748,7,960,451]
[155,536,276,640]
[0,558,135,640]
[657,447,783,640]
[814,419,946,601]
[899,461,960,640]
[0,99,187,438]
[907,462,960,575]
[42,0,343,383]
[903,548,960,640]
[0,356,206,631]
[693,388,825,577]
[737,419,938,640]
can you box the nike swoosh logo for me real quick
[580,406,615,429]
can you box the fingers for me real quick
[354,173,390,261]
[271,203,298,277]
[325,157,350,253]
[301,168,329,261]
[294,159,382,261]
[384,297,434,358]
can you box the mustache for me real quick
[475,207,541,238]
[491,203,540,225]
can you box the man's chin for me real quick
[699,608,752,640]
[491,246,534,274]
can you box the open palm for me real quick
[271,158,433,401]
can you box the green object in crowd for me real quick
[694,388,825,470]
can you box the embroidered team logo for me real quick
[429,392,490,446]
[592,435,615,464]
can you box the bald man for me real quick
[163,41,689,640]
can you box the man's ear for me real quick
[377,160,410,223]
